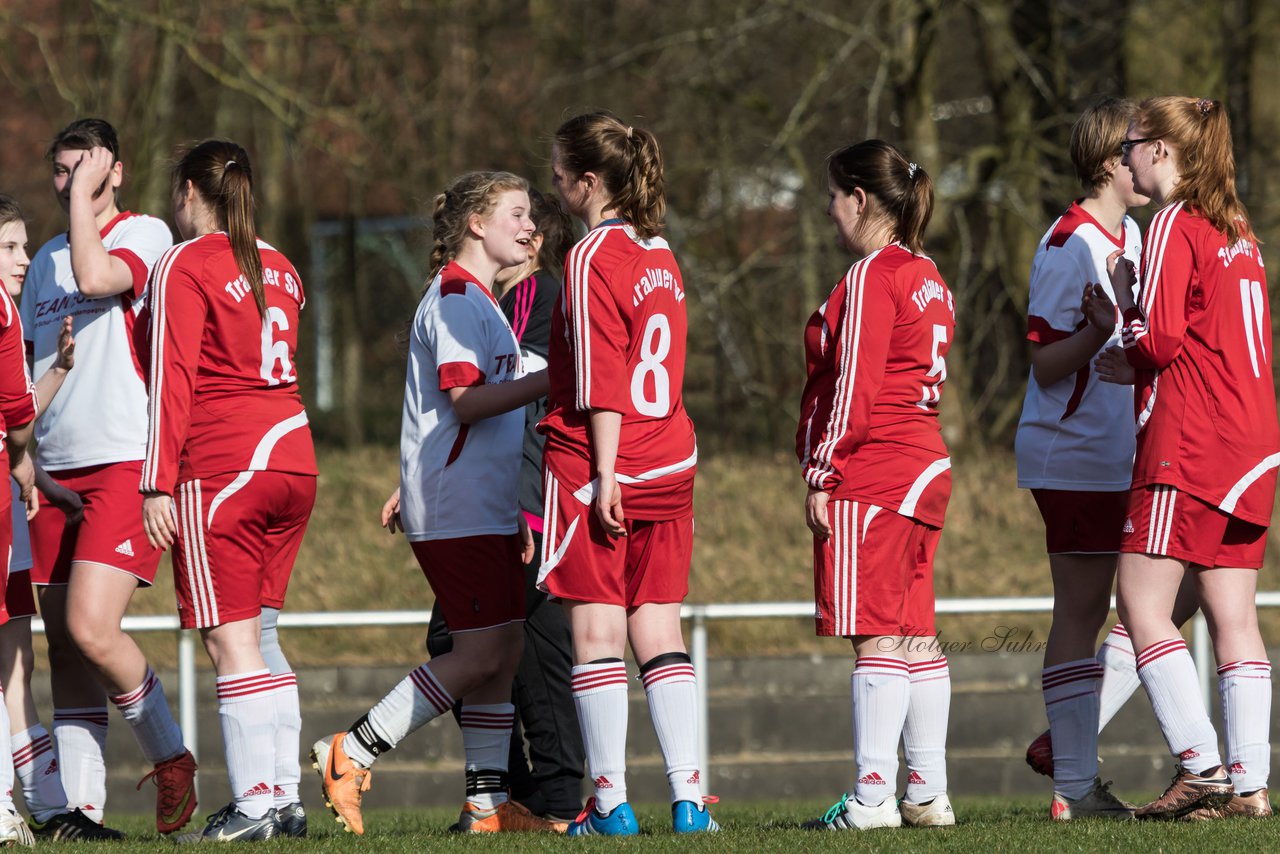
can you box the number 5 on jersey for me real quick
[918,323,947,410]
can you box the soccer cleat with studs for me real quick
[672,796,720,832]
[30,808,126,841]
[1181,787,1273,820]
[1135,764,1234,820]
[311,733,372,835]
[1050,779,1135,821]
[900,792,956,826]
[566,798,639,836]
[276,802,307,837]
[455,799,565,833]
[138,748,199,834]
[174,804,280,843]
[804,793,901,830]
[1025,730,1053,777]
[0,808,33,847]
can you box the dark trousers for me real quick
[427,530,585,816]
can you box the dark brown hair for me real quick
[530,188,574,276]
[47,118,120,161]
[553,112,665,238]
[1135,96,1251,243]
[827,139,934,254]
[1070,97,1136,193]
[172,139,265,317]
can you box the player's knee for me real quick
[67,617,115,664]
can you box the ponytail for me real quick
[1136,96,1251,243]
[172,140,265,317]
[827,140,934,255]
[554,112,665,238]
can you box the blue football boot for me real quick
[672,798,720,833]
[566,798,639,837]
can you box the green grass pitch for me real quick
[94,796,1274,851]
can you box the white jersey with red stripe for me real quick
[539,222,697,520]
[398,261,523,541]
[141,232,316,495]
[20,212,171,469]
[1120,203,1280,525]
[796,243,954,528]
[1015,202,1141,490]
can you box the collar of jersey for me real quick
[593,217,625,230]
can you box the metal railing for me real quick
[28,592,1280,781]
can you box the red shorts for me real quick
[30,461,162,586]
[1031,489,1128,554]
[411,534,525,632]
[537,471,692,607]
[814,499,939,638]
[1120,484,1267,569]
[173,471,316,629]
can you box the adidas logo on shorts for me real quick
[115,539,135,557]
[1122,518,1135,534]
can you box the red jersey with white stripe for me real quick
[1015,202,1141,490]
[141,232,316,495]
[796,243,954,527]
[0,290,37,442]
[20,212,172,469]
[540,222,697,519]
[1121,203,1279,525]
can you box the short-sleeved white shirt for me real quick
[1015,202,1141,490]
[21,212,173,469]
[399,261,524,541]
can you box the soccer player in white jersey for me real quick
[0,194,125,841]
[1014,98,1150,819]
[314,172,555,836]
[19,119,196,835]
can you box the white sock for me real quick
[216,670,277,819]
[641,653,703,804]
[572,661,629,813]
[1043,658,1103,799]
[1136,639,1221,773]
[271,673,301,809]
[460,703,514,810]
[344,663,454,769]
[852,657,910,807]
[1096,624,1141,730]
[259,607,301,808]
[108,668,185,765]
[903,656,950,804]
[52,707,108,822]
[1218,659,1271,793]
[0,692,14,812]
[12,725,68,822]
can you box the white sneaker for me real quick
[900,792,956,826]
[804,794,901,830]
[0,808,35,847]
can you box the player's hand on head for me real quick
[68,147,116,198]
[595,473,626,538]
[806,488,832,539]
[55,317,75,371]
[141,492,177,551]
[381,487,402,535]
[1094,345,1135,385]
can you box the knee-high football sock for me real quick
[903,657,950,804]
[641,652,703,804]
[852,658,910,807]
[342,663,454,769]
[572,660,629,813]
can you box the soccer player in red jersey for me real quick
[538,113,716,836]
[797,141,956,831]
[312,172,557,837]
[20,119,192,837]
[1106,97,1277,819]
[141,140,317,841]
[0,194,41,846]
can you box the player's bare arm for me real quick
[67,147,135,298]
[6,421,36,519]
[446,369,548,424]
[380,487,401,534]
[589,408,626,537]
[1028,283,1114,387]
[1105,248,1137,313]
[33,316,75,419]
[805,487,832,539]
[34,462,83,525]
